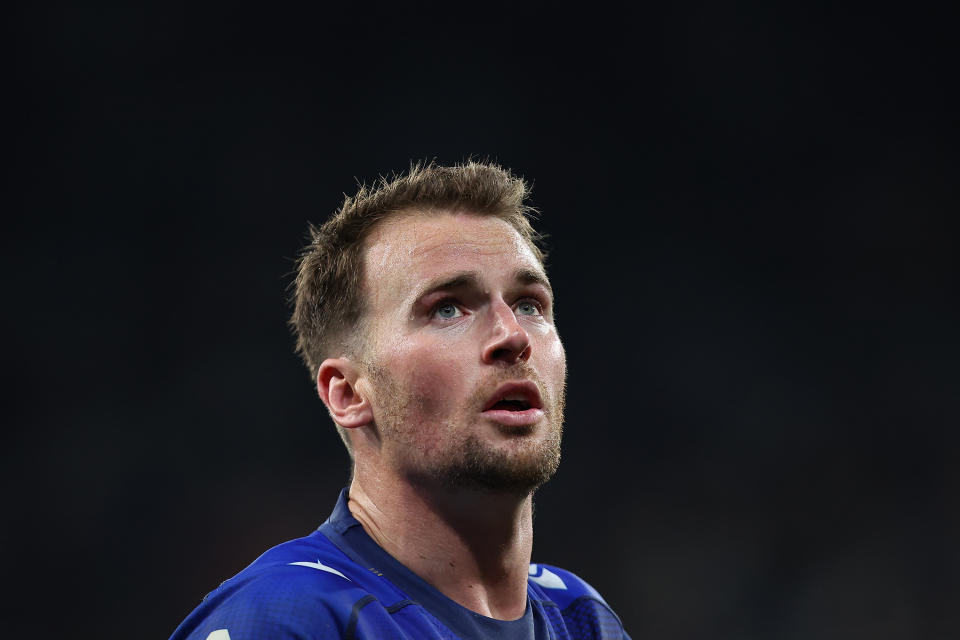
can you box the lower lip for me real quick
[481,408,544,427]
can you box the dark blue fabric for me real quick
[319,489,539,639]
[169,489,630,639]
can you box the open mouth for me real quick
[489,398,533,411]
[484,381,543,411]
[482,381,544,426]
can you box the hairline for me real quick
[337,205,547,361]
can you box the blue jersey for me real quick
[170,490,630,639]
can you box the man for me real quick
[170,162,630,639]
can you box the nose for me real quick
[482,299,532,365]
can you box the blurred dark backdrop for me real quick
[7,2,957,638]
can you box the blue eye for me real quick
[515,301,541,316]
[435,302,462,319]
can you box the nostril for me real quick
[483,320,532,363]
[488,344,531,364]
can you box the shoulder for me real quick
[528,563,631,639]
[170,532,396,640]
[528,563,606,605]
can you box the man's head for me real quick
[290,162,566,494]
[291,161,544,374]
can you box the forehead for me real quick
[362,211,545,306]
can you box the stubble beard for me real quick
[368,364,565,496]
[437,424,563,495]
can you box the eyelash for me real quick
[430,297,545,320]
[432,299,464,320]
[514,298,544,316]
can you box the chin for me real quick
[431,433,562,496]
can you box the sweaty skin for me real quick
[317,211,567,620]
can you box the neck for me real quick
[348,470,534,620]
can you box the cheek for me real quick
[544,334,567,381]
[541,336,568,408]
[384,350,470,457]
[382,343,469,415]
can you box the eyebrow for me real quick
[514,268,554,300]
[412,268,554,305]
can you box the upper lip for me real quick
[482,381,544,411]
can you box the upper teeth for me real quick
[503,394,526,402]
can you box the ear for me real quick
[316,358,373,429]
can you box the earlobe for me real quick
[317,359,373,429]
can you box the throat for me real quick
[349,478,535,620]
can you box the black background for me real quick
[7,2,957,638]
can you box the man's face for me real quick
[358,211,567,495]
